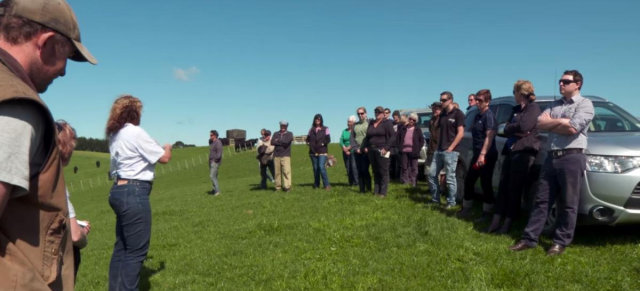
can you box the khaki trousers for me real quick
[274,156,291,190]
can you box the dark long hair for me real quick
[311,114,324,128]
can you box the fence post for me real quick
[185,159,189,170]
[80,180,84,190]
[192,157,196,167]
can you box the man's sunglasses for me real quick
[357,112,365,115]
[440,98,449,102]
[559,79,577,86]
[476,98,486,104]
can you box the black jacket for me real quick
[307,126,330,154]
[397,126,425,159]
[362,119,395,151]
[503,102,541,154]
[272,131,294,157]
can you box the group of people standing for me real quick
[425,70,594,256]
[254,106,424,199]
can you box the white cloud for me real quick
[173,67,200,81]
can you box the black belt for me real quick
[116,179,153,186]
[549,149,584,158]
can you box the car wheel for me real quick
[542,201,558,237]
[455,162,465,202]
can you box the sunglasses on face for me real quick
[440,98,449,103]
[559,79,577,86]
[375,111,383,115]
[357,112,365,115]
[476,98,486,104]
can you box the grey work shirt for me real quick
[543,94,594,150]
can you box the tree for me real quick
[173,141,185,149]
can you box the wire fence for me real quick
[66,146,257,194]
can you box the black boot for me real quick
[496,218,513,235]
[474,212,492,224]
[486,214,501,234]
[456,207,473,219]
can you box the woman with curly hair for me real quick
[105,95,172,291]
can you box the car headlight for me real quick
[587,155,640,173]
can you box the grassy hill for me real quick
[68,145,640,291]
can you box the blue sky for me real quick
[46,0,640,146]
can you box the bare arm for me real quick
[70,217,88,249]
[157,144,172,164]
[447,126,465,152]
[0,182,11,218]
[480,130,496,155]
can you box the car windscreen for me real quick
[417,112,433,128]
[536,101,640,132]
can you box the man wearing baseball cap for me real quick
[0,0,96,290]
[272,120,294,192]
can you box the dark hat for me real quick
[264,130,271,136]
[429,102,442,109]
[374,106,385,114]
[0,0,97,64]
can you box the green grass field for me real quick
[67,145,640,291]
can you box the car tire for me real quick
[455,162,466,202]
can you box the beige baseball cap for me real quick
[0,0,97,64]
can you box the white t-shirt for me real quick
[66,189,76,219]
[109,123,164,181]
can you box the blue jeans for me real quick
[210,162,220,193]
[310,154,330,188]
[428,151,459,205]
[343,151,359,185]
[108,182,152,291]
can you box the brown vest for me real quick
[0,57,74,290]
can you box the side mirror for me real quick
[497,123,507,137]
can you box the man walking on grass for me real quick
[427,91,465,209]
[272,120,294,192]
[209,130,222,196]
[0,0,97,289]
[510,70,594,256]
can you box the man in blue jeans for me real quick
[209,130,223,195]
[427,91,465,209]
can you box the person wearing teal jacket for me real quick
[341,115,359,186]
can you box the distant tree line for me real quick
[75,137,109,153]
[172,141,196,149]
